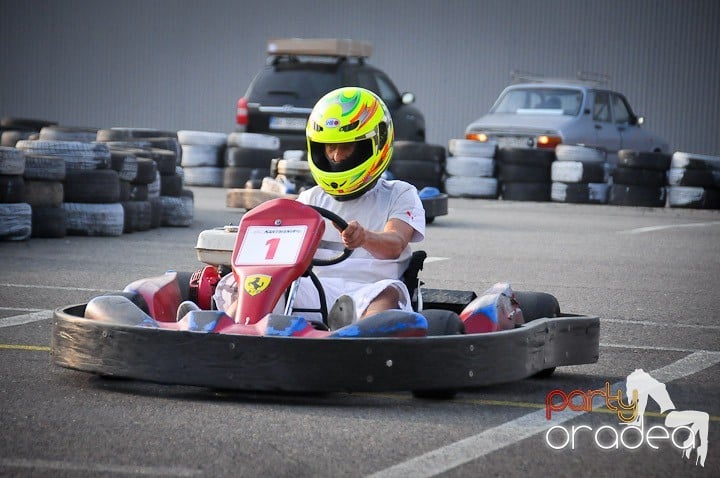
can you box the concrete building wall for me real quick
[1,0,718,155]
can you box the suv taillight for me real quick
[236,97,248,126]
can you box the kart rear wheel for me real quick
[514,291,560,322]
[514,291,560,378]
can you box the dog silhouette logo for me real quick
[624,369,708,467]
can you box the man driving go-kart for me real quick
[214,87,427,330]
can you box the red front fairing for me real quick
[231,198,325,325]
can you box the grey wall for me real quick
[1,0,718,155]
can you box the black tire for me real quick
[513,291,560,322]
[551,160,606,183]
[667,168,720,188]
[225,146,279,168]
[667,186,720,209]
[412,389,458,400]
[500,181,551,201]
[24,180,63,207]
[423,309,465,336]
[393,141,446,164]
[22,154,66,181]
[0,175,25,203]
[223,166,270,188]
[109,151,139,182]
[617,150,671,171]
[612,166,666,187]
[132,157,158,185]
[497,147,555,167]
[608,184,666,207]
[551,182,608,204]
[64,169,120,203]
[498,163,551,183]
[31,206,67,238]
[160,173,183,197]
[389,159,444,188]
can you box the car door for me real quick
[591,90,621,153]
[611,93,648,151]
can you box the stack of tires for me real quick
[666,152,720,209]
[178,130,227,188]
[608,150,670,207]
[550,145,609,204]
[389,141,446,192]
[96,128,185,230]
[16,136,125,236]
[0,117,55,147]
[443,139,498,198]
[497,147,555,201]
[223,132,280,188]
[0,146,32,240]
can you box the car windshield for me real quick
[491,87,583,116]
[251,67,340,103]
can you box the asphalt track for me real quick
[1,187,718,477]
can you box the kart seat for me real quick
[402,250,427,309]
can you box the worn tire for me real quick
[0,202,32,240]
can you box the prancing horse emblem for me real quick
[244,274,271,296]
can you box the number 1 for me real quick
[265,237,280,260]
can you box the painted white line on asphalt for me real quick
[600,342,717,353]
[368,350,720,478]
[0,283,111,292]
[0,307,44,313]
[0,310,52,328]
[0,458,201,476]
[602,317,720,330]
[618,221,720,235]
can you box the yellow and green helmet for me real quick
[306,87,394,201]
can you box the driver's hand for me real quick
[337,220,365,249]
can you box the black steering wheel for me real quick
[309,205,353,266]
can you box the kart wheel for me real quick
[531,367,557,379]
[423,309,464,336]
[514,291,560,322]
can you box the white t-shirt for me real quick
[297,178,426,283]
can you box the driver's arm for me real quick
[335,218,414,260]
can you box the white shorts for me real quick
[213,273,412,322]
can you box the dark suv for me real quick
[236,38,425,151]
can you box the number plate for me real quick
[269,116,307,131]
[497,136,532,148]
[235,225,308,266]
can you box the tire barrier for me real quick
[0,124,197,241]
[444,139,497,198]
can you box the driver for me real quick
[214,87,425,329]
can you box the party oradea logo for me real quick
[544,369,708,467]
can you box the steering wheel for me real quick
[309,205,352,266]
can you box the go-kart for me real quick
[52,198,599,397]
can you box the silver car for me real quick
[465,80,669,154]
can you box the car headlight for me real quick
[536,135,562,148]
[465,132,489,142]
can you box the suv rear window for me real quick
[248,64,341,104]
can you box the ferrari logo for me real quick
[244,274,271,296]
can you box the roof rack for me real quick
[267,38,373,58]
[509,69,611,86]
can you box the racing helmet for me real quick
[306,87,394,201]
